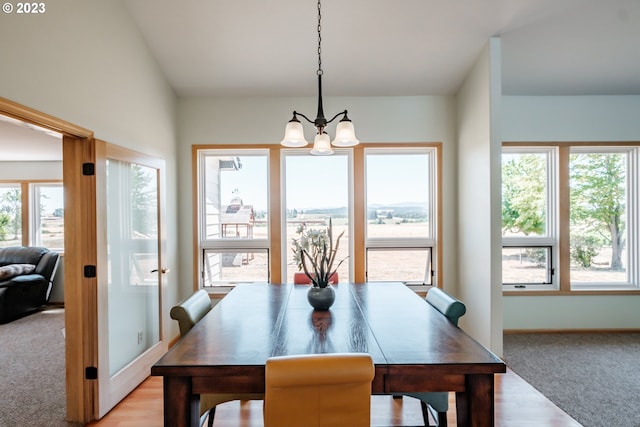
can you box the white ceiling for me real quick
[124,0,640,97]
[0,115,62,162]
[3,0,640,161]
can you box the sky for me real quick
[219,152,430,212]
[0,184,64,216]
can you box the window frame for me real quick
[196,148,271,290]
[193,143,442,294]
[30,182,65,251]
[501,147,557,291]
[363,147,438,286]
[0,180,63,250]
[502,142,640,295]
[280,148,354,284]
[568,146,638,291]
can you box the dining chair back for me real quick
[170,289,212,336]
[425,287,466,326]
[264,353,374,427]
[293,271,339,284]
[403,287,467,427]
[170,289,264,427]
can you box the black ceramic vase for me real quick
[307,285,335,310]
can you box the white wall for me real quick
[502,95,640,330]
[0,162,62,180]
[176,95,460,298]
[0,1,180,341]
[503,96,640,142]
[456,38,503,354]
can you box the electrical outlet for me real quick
[137,331,143,344]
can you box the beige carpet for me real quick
[0,308,80,427]
[504,332,640,427]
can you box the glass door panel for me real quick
[106,160,160,374]
[97,143,166,418]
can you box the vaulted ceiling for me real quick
[4,0,640,161]
[124,0,640,97]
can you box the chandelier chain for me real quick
[317,0,322,76]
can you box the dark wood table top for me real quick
[153,282,505,388]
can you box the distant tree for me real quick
[0,188,22,240]
[502,154,546,236]
[503,152,627,269]
[0,213,9,240]
[570,153,625,269]
[131,165,156,235]
[386,211,393,219]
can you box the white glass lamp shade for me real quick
[331,119,359,147]
[310,132,334,155]
[281,119,309,147]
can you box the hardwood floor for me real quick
[86,368,581,427]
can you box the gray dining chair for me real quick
[170,289,264,427]
[403,287,466,427]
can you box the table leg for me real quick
[163,376,200,427]
[456,374,494,427]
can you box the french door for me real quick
[96,142,168,417]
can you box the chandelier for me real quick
[280,0,359,155]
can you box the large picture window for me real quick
[195,143,441,290]
[569,149,631,286]
[283,151,350,283]
[502,143,639,291]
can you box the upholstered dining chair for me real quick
[293,271,339,284]
[169,289,264,427]
[403,287,467,427]
[264,353,375,427]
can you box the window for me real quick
[197,150,270,287]
[0,182,63,250]
[283,152,350,283]
[502,144,639,291]
[195,143,441,289]
[364,148,436,284]
[569,149,632,287]
[32,184,64,250]
[502,247,552,286]
[501,149,555,287]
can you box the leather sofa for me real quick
[0,246,60,323]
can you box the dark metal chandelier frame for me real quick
[280,0,359,155]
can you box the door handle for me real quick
[151,268,170,274]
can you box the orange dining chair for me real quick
[170,289,264,427]
[264,353,375,427]
[293,271,339,284]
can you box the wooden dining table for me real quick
[151,282,506,427]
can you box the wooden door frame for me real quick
[0,97,96,423]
